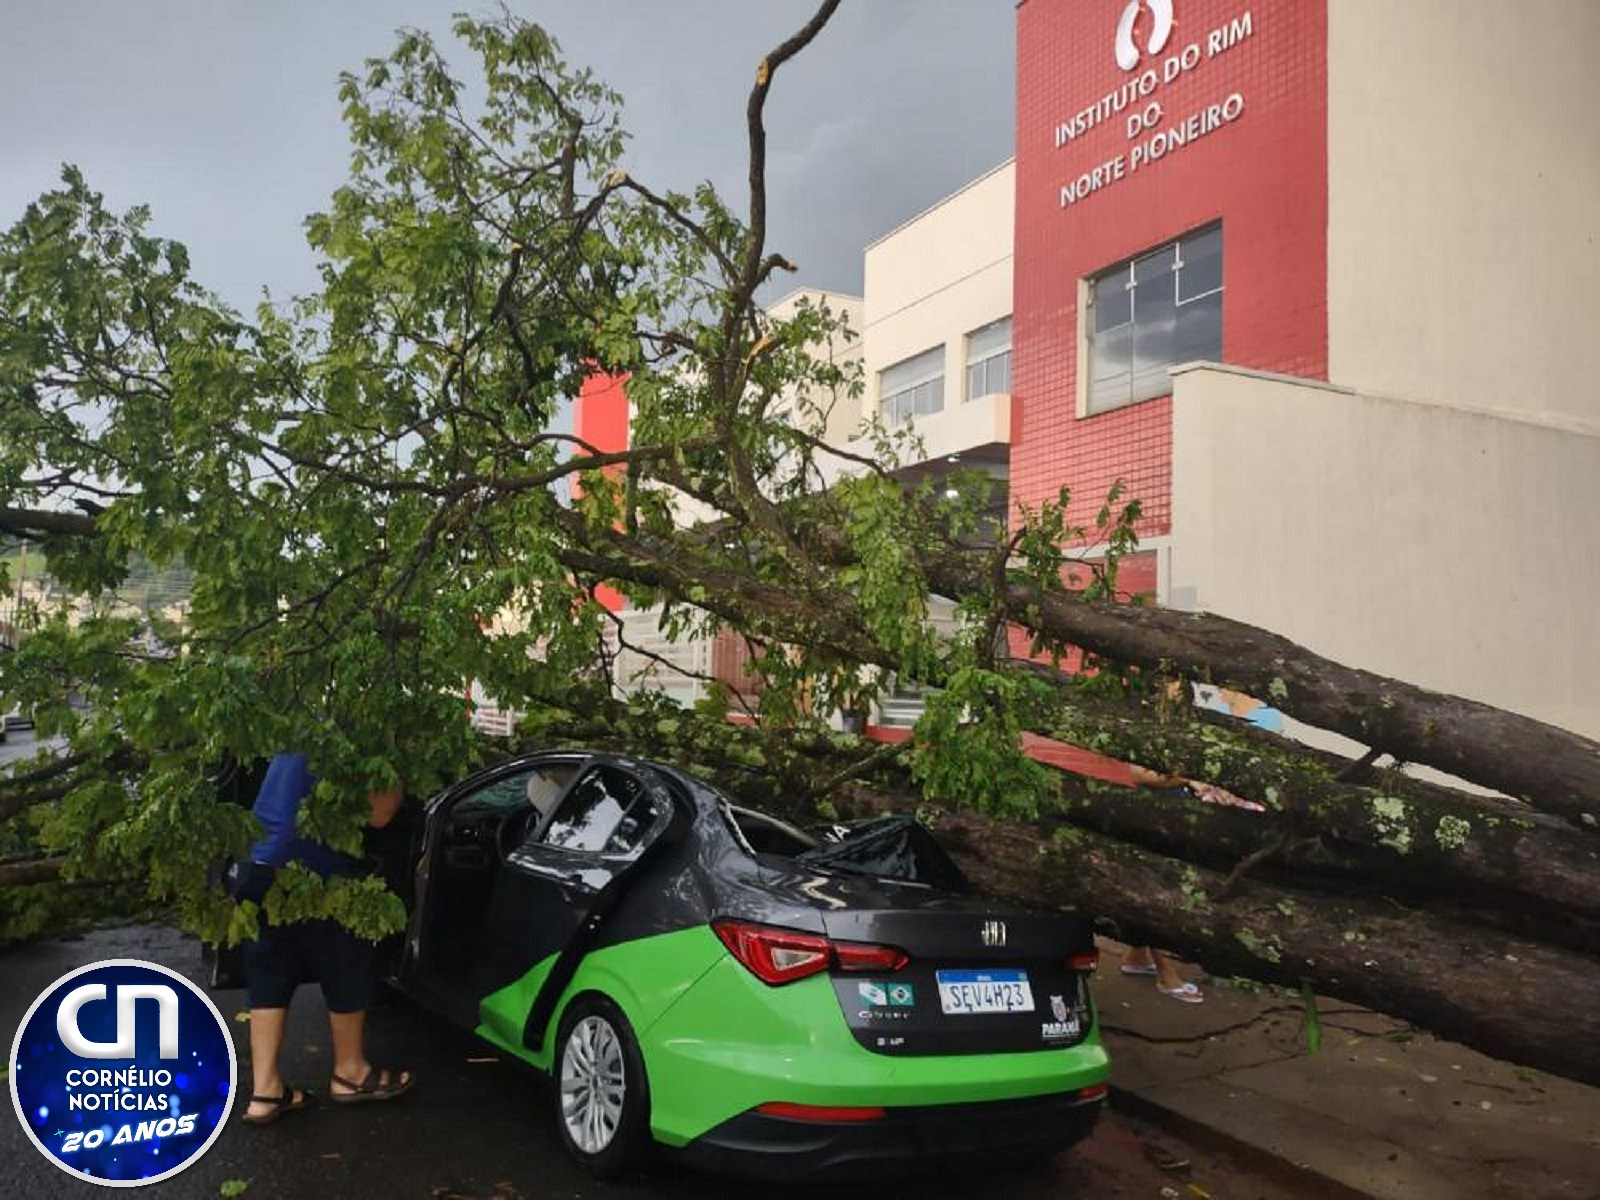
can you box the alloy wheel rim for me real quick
[560,1015,626,1154]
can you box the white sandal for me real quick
[1157,981,1204,1003]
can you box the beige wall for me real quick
[1169,364,1600,740]
[863,159,1014,458]
[765,287,865,446]
[1327,0,1600,422]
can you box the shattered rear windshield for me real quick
[795,815,971,894]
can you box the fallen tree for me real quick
[2,2,1597,1087]
[0,856,66,888]
[449,690,1600,1085]
[932,807,1600,1087]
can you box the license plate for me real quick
[935,969,1034,1015]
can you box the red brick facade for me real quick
[1013,0,1329,539]
[574,371,631,612]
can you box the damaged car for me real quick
[293,751,1111,1178]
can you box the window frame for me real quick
[964,316,1012,402]
[536,763,646,854]
[1084,223,1223,416]
[878,345,946,427]
[454,768,548,815]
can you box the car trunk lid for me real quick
[820,905,1097,1057]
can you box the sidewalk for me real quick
[1095,940,1600,1199]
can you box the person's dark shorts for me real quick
[243,918,376,1013]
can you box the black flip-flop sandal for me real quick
[329,1067,415,1105]
[241,1086,314,1125]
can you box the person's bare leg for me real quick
[328,1008,412,1097]
[1153,949,1201,997]
[246,1008,289,1120]
[328,1008,370,1096]
[1122,945,1156,973]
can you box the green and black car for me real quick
[388,751,1110,1178]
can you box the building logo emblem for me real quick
[9,959,236,1187]
[1115,0,1175,71]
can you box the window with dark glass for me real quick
[1087,225,1222,413]
[965,316,1012,400]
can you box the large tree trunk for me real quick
[1039,692,1600,931]
[1049,785,1600,955]
[930,550,1600,831]
[918,806,1600,1088]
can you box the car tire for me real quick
[552,995,652,1179]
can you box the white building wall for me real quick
[863,159,1015,459]
[1327,0,1600,422]
[1169,363,1600,740]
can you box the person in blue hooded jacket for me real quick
[238,752,415,1123]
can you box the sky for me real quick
[0,0,1016,311]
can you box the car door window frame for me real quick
[425,752,591,820]
[518,758,676,867]
[533,763,641,852]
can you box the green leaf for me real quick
[219,1180,251,1198]
[1300,981,1322,1057]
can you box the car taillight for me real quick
[833,941,909,972]
[1067,949,1100,973]
[714,920,832,984]
[1077,1083,1109,1103]
[712,919,908,985]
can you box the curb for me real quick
[1107,1084,1377,1200]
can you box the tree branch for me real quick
[0,506,97,538]
[0,856,67,888]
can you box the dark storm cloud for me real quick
[0,1,1013,308]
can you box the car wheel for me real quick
[553,995,651,1179]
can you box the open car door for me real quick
[469,757,683,1052]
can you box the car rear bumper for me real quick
[642,959,1110,1146]
[677,1087,1105,1181]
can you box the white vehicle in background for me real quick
[3,706,33,732]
